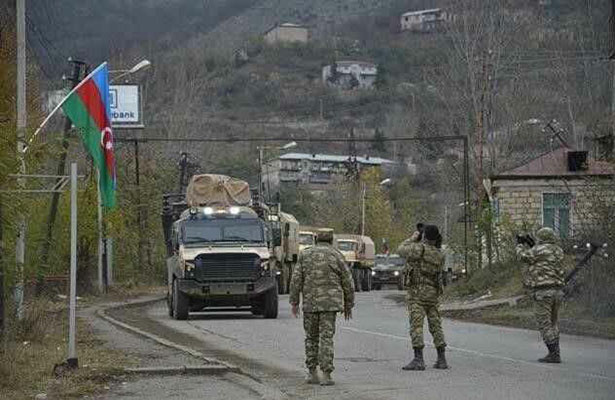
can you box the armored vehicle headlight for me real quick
[394,271,400,276]
[229,206,240,215]
[184,260,195,271]
[371,271,376,276]
[276,271,281,275]
[202,207,214,215]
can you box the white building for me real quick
[262,152,394,191]
[263,23,309,45]
[400,8,449,32]
[322,61,378,90]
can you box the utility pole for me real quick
[15,0,27,319]
[360,183,366,237]
[39,59,86,283]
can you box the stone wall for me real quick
[492,178,614,236]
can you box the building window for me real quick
[542,193,571,238]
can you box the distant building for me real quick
[489,147,614,238]
[262,152,394,192]
[263,23,308,44]
[322,61,378,90]
[400,8,449,32]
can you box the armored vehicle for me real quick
[372,254,405,290]
[162,174,280,320]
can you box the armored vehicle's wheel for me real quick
[263,286,279,319]
[172,279,189,320]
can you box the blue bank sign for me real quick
[109,85,143,129]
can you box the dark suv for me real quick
[371,254,405,290]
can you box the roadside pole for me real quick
[15,0,27,320]
[360,182,366,237]
[97,170,104,293]
[40,59,86,281]
[67,162,78,368]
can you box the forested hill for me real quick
[22,0,261,76]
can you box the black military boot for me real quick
[402,347,425,371]
[538,340,561,363]
[433,346,449,369]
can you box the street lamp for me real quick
[258,141,297,203]
[110,59,152,83]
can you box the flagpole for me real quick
[97,169,104,293]
[23,62,108,153]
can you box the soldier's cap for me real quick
[316,228,334,243]
[424,225,440,241]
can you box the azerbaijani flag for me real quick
[61,62,116,208]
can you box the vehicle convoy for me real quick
[334,234,375,291]
[372,254,405,290]
[268,211,299,294]
[162,174,283,320]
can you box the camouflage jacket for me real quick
[289,243,355,313]
[397,239,445,305]
[516,228,565,290]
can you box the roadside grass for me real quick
[443,260,524,301]
[441,298,615,340]
[1,298,135,399]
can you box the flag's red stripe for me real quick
[76,79,110,132]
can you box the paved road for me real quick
[147,291,615,400]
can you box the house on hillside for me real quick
[322,61,378,90]
[263,23,308,44]
[262,152,394,192]
[400,8,450,33]
[488,147,614,238]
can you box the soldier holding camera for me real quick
[516,227,566,363]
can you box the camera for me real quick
[516,234,535,247]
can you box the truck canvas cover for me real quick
[186,174,251,207]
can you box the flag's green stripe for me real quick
[62,93,116,208]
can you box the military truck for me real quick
[268,210,299,294]
[334,234,375,291]
[297,226,322,253]
[162,174,281,320]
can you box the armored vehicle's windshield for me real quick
[337,241,358,251]
[183,219,264,244]
[374,255,405,269]
[298,233,315,246]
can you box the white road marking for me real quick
[341,326,615,382]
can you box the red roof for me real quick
[495,147,614,178]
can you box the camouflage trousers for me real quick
[533,289,563,345]
[408,302,446,349]
[303,312,337,373]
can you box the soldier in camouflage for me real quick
[289,229,355,386]
[397,224,448,371]
[516,227,566,363]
